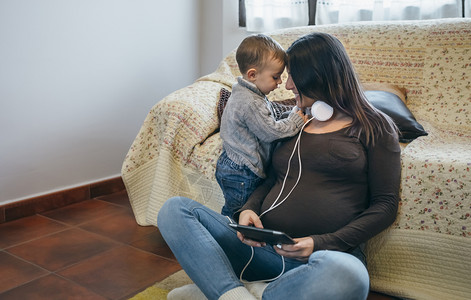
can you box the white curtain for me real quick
[316,0,463,25]
[466,0,471,17]
[245,0,309,32]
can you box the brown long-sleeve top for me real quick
[239,127,401,252]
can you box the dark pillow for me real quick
[365,90,428,143]
[217,88,231,127]
[271,98,297,119]
[217,88,427,143]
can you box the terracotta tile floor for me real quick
[0,190,398,300]
[0,190,181,300]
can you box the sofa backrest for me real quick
[213,18,471,134]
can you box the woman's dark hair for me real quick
[287,32,397,146]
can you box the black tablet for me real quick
[229,223,295,245]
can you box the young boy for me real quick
[217,34,306,217]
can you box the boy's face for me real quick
[250,58,285,95]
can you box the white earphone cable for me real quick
[239,246,286,284]
[260,116,314,218]
[232,114,316,284]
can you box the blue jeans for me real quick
[157,197,370,300]
[215,151,263,217]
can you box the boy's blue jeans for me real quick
[157,196,370,300]
[215,151,263,217]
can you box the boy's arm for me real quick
[246,99,305,143]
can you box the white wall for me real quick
[199,0,249,76]
[0,0,201,204]
[222,0,250,60]
[0,0,250,205]
[199,0,223,76]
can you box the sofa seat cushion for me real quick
[396,121,471,236]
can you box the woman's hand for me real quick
[237,210,266,247]
[274,237,314,262]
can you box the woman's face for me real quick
[285,73,315,109]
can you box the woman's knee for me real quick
[311,251,370,299]
[157,196,192,229]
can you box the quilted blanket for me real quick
[122,18,471,299]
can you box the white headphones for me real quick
[292,100,334,122]
[310,100,334,121]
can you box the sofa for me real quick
[122,18,471,299]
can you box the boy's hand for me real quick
[296,110,309,123]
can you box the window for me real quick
[240,0,470,31]
[239,0,316,31]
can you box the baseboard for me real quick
[0,176,125,224]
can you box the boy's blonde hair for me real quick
[236,34,287,74]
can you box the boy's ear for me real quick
[246,68,257,80]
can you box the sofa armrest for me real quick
[123,80,229,175]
